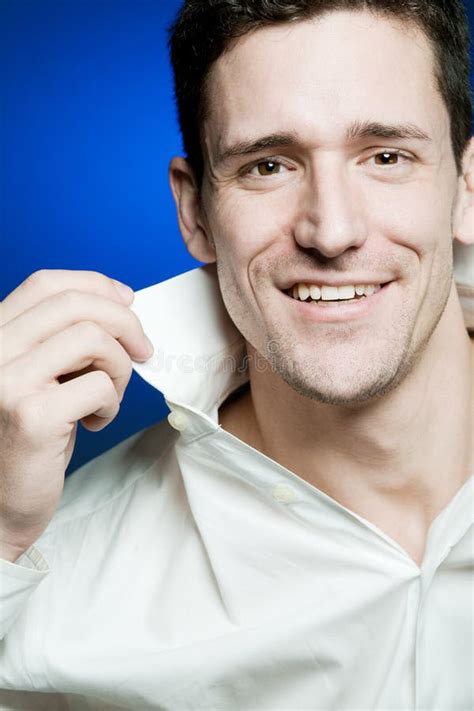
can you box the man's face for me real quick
[199,10,460,405]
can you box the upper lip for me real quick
[279,276,394,290]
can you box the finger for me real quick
[18,370,121,437]
[1,289,153,366]
[0,269,134,326]
[2,321,133,405]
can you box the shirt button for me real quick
[271,483,297,504]
[167,410,189,432]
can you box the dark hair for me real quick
[168,0,472,188]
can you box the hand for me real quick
[0,270,153,561]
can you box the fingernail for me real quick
[113,279,134,302]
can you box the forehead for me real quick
[203,10,449,154]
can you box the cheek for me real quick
[209,190,291,273]
[207,191,292,340]
[367,180,453,263]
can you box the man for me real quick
[0,0,472,709]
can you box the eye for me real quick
[372,150,408,166]
[247,159,288,177]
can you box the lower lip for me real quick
[283,283,392,323]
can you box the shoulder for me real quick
[51,418,179,530]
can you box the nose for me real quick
[293,161,368,258]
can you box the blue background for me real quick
[1,0,473,475]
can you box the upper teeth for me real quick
[290,283,381,301]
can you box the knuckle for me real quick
[83,269,107,282]
[55,288,82,310]
[25,269,50,290]
[9,395,46,438]
[0,363,24,409]
[75,320,106,345]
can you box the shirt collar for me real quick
[130,263,248,419]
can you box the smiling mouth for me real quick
[283,282,392,304]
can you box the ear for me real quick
[453,137,474,246]
[168,157,217,263]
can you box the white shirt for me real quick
[0,264,473,711]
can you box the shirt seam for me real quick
[182,427,222,446]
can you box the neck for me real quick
[219,289,473,564]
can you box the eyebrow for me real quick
[214,121,432,167]
[347,120,431,142]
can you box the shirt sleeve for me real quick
[0,545,50,640]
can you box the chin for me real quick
[271,349,408,407]
[287,374,401,406]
